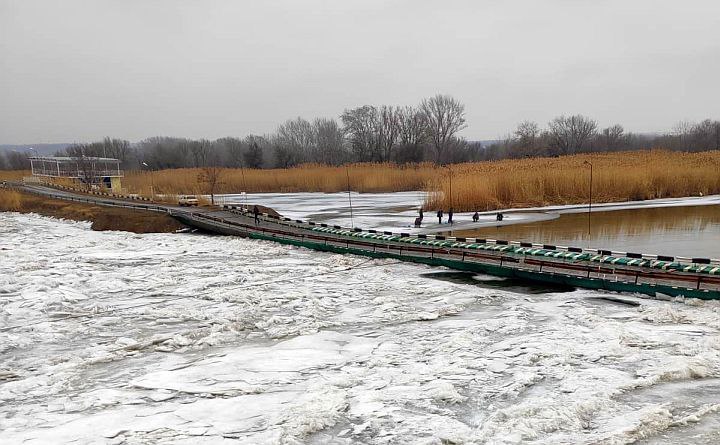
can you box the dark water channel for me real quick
[452,205,720,258]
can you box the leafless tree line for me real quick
[482,116,720,161]
[2,99,719,170]
[341,95,467,164]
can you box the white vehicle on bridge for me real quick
[178,195,199,206]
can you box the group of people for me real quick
[414,208,504,227]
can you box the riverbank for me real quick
[119,150,720,211]
[0,189,185,233]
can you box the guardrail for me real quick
[220,204,719,268]
[6,183,170,214]
[5,184,715,297]
[207,206,719,296]
[47,183,153,202]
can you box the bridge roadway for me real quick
[9,183,720,300]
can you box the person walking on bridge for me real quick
[437,209,443,224]
[448,208,454,225]
[253,205,260,225]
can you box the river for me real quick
[220,192,720,259]
[3,212,720,443]
[454,205,720,259]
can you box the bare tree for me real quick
[66,145,99,190]
[341,106,379,162]
[274,118,314,166]
[197,167,222,205]
[243,141,264,168]
[691,119,720,150]
[377,106,401,162]
[101,137,130,163]
[395,105,428,163]
[421,94,467,163]
[600,124,625,151]
[217,137,246,168]
[313,118,346,165]
[190,139,211,167]
[547,114,598,155]
[175,139,192,167]
[398,106,428,146]
[3,151,30,170]
[514,120,540,150]
[244,135,271,168]
[672,120,695,150]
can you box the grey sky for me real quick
[1,0,719,144]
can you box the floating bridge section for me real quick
[7,183,720,300]
[171,203,720,300]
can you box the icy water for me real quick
[221,192,720,258]
[453,205,720,259]
[3,213,720,444]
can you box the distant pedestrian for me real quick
[437,209,443,224]
[448,208,454,225]
[414,216,422,227]
[419,208,424,221]
[253,205,260,225]
[496,212,504,222]
[472,211,479,222]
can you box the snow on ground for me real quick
[3,213,720,444]
[217,192,720,235]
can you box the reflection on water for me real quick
[453,205,720,258]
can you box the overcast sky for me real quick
[1,0,719,144]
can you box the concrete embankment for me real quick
[0,189,186,233]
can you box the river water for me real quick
[454,205,720,259]
[220,192,720,259]
[3,212,720,444]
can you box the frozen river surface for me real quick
[3,213,720,444]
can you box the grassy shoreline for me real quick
[124,151,720,211]
[426,150,720,211]
[0,189,185,233]
[4,150,719,212]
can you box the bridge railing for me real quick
[220,204,719,268]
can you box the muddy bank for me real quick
[0,189,186,233]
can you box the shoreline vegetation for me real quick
[3,150,719,213]
[0,189,185,233]
[122,150,720,211]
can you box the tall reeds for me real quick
[123,163,439,195]
[425,150,720,211]
[0,189,24,211]
[0,170,29,181]
[115,150,720,211]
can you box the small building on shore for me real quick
[28,156,123,192]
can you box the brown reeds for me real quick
[0,170,30,181]
[425,150,720,211]
[37,150,719,211]
[123,163,439,196]
[0,189,23,211]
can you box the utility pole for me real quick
[583,160,593,237]
[142,161,155,201]
[346,166,354,228]
[240,161,248,209]
[448,165,453,209]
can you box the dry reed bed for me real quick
[0,189,24,211]
[123,163,438,195]
[0,170,29,182]
[7,150,715,212]
[425,150,720,211]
